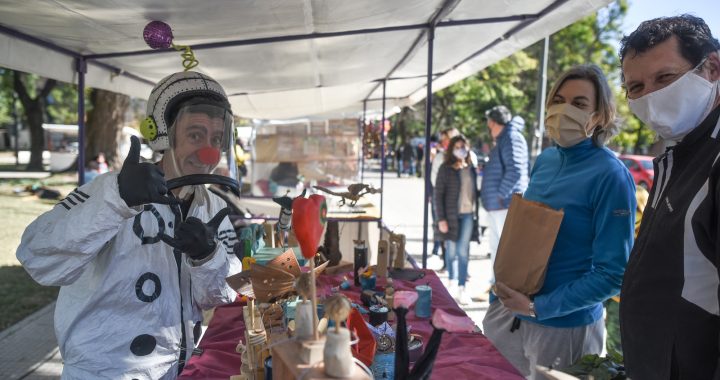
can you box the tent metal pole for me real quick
[422,27,435,270]
[533,36,550,164]
[76,58,87,186]
[83,14,537,61]
[0,24,81,58]
[361,100,367,183]
[380,81,386,227]
[12,95,19,166]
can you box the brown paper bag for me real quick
[494,194,564,295]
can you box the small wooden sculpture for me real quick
[230,340,251,380]
[238,297,268,380]
[376,240,389,278]
[324,295,351,333]
[226,249,327,304]
[324,295,354,378]
[388,232,406,269]
[295,272,313,301]
[313,183,382,207]
[385,278,395,320]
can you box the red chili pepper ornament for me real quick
[292,194,327,259]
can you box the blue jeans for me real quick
[445,213,473,286]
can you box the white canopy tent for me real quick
[1,0,610,119]
[0,0,612,267]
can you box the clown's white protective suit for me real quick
[17,171,242,379]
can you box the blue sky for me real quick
[622,0,719,37]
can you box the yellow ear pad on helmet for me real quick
[140,117,158,141]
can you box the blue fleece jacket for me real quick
[516,139,636,328]
[481,118,529,211]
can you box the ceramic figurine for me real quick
[323,295,354,378]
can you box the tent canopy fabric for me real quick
[0,0,611,120]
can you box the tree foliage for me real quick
[392,0,654,154]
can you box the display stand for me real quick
[270,337,371,380]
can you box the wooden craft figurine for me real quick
[231,340,252,380]
[388,232,406,269]
[225,248,327,304]
[323,295,354,378]
[313,183,382,207]
[293,272,315,340]
[385,278,395,320]
[236,296,268,380]
[376,239,390,278]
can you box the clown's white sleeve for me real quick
[16,172,140,286]
[187,215,241,309]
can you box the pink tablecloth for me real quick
[179,269,522,379]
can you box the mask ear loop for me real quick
[585,111,600,136]
[693,57,709,74]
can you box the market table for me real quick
[179,269,522,379]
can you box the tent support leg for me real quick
[421,27,435,270]
[76,58,87,186]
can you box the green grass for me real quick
[0,266,59,331]
[0,176,76,332]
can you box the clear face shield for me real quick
[165,102,239,197]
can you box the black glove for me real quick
[118,136,175,207]
[161,208,231,260]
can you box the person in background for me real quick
[430,128,460,270]
[482,65,636,378]
[416,142,424,177]
[434,134,479,305]
[269,161,302,196]
[619,15,720,379]
[480,105,529,288]
[96,152,109,173]
[402,140,417,177]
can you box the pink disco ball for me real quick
[143,21,174,49]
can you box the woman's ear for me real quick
[707,51,720,82]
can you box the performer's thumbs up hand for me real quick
[118,136,175,207]
[161,207,231,260]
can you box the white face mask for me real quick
[628,61,719,141]
[545,103,595,147]
[453,147,468,160]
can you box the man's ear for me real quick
[706,51,720,82]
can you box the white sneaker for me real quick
[448,280,459,299]
[458,286,472,305]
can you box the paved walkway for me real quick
[0,302,61,379]
[0,161,493,378]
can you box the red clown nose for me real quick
[197,147,221,166]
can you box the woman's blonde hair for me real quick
[546,64,618,146]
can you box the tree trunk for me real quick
[85,89,130,170]
[27,103,45,170]
[13,72,56,171]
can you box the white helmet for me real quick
[140,71,232,152]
